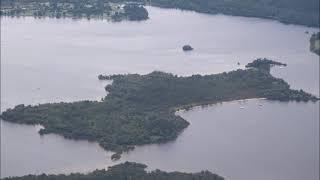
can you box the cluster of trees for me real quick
[2,162,224,180]
[0,0,148,21]
[123,4,148,21]
[310,32,320,55]
[245,58,287,72]
[1,59,318,159]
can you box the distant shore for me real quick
[0,1,148,22]
[1,0,318,27]
[310,32,320,55]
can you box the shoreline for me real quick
[175,98,267,113]
[1,97,319,178]
[1,4,318,27]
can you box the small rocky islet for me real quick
[182,45,194,51]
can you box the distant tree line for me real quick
[1,0,318,26]
[2,162,225,180]
[152,0,319,27]
[0,0,148,21]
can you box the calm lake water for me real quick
[1,6,319,180]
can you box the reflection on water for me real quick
[1,6,319,180]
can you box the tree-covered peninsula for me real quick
[2,162,224,180]
[0,0,148,21]
[310,32,320,56]
[149,0,319,27]
[245,58,287,72]
[1,59,318,159]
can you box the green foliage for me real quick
[0,0,149,21]
[310,32,320,56]
[1,59,318,158]
[1,0,318,26]
[245,58,287,72]
[2,162,225,180]
[148,0,319,27]
[123,4,148,21]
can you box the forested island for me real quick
[2,162,224,180]
[310,32,320,55]
[1,0,318,26]
[1,59,318,159]
[0,0,148,21]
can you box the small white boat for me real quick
[240,106,245,109]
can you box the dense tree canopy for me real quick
[1,0,318,26]
[149,0,319,27]
[2,162,225,180]
[0,0,148,21]
[1,59,318,159]
[245,58,287,72]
